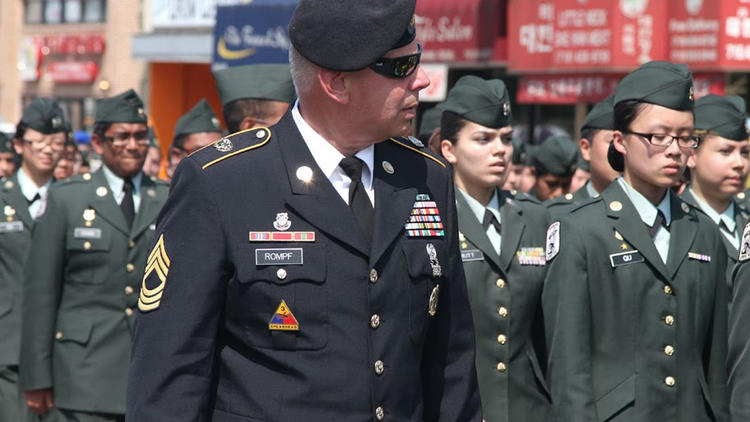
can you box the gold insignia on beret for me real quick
[681,202,690,213]
[138,234,170,312]
[382,161,395,175]
[96,186,108,197]
[82,173,92,181]
[688,85,694,102]
[503,102,511,116]
[609,201,622,212]
[214,138,233,152]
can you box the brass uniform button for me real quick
[276,268,287,280]
[128,240,135,249]
[664,285,673,295]
[55,331,63,340]
[374,360,384,375]
[664,315,675,326]
[126,263,135,273]
[370,314,380,329]
[497,334,507,345]
[498,306,508,318]
[370,269,378,283]
[375,406,384,421]
[496,362,507,372]
[565,193,573,200]
[665,376,676,387]
[124,286,134,295]
[83,241,91,250]
[664,345,675,356]
[496,278,506,288]
[125,307,134,316]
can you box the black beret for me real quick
[533,135,578,177]
[213,64,296,106]
[95,89,147,124]
[174,99,223,141]
[419,104,443,139]
[614,61,694,110]
[289,0,417,71]
[582,94,615,131]
[20,98,67,134]
[442,76,512,129]
[694,94,748,141]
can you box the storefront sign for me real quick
[42,34,106,56]
[416,0,502,63]
[151,0,247,28]
[46,61,99,83]
[212,2,297,69]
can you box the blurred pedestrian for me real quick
[142,128,162,179]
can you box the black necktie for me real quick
[339,157,373,244]
[482,209,501,233]
[647,210,667,239]
[27,193,40,205]
[121,178,135,229]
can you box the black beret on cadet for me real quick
[95,89,147,124]
[20,98,67,134]
[173,99,222,142]
[442,75,512,129]
[694,94,749,141]
[582,94,615,131]
[288,0,417,71]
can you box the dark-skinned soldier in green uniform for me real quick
[0,98,67,422]
[0,132,19,179]
[542,61,729,421]
[528,134,578,202]
[165,99,223,179]
[439,75,552,422]
[19,89,169,422]
[546,95,619,217]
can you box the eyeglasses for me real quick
[368,43,422,79]
[102,131,150,147]
[23,138,66,151]
[624,131,700,149]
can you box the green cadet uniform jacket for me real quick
[542,181,729,422]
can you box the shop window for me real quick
[25,0,44,23]
[44,0,62,23]
[64,0,82,23]
[83,0,106,23]
[24,0,106,24]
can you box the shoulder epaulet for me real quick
[1,179,15,191]
[193,127,271,170]
[63,173,93,185]
[148,175,170,187]
[388,137,446,168]
[510,190,541,204]
[569,195,601,213]
[544,193,575,208]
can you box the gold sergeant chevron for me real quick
[138,234,170,312]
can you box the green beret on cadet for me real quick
[533,135,579,177]
[442,75,512,129]
[173,99,222,142]
[20,98,67,134]
[608,61,695,172]
[419,104,444,139]
[213,64,296,106]
[582,94,615,131]
[694,94,749,141]
[511,136,526,165]
[288,0,417,71]
[95,89,148,124]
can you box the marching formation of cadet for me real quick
[4,2,750,421]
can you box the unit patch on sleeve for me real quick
[546,222,560,261]
[138,234,170,312]
[268,300,300,331]
[740,222,750,262]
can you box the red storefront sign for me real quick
[517,73,725,104]
[416,0,504,63]
[46,61,99,83]
[508,0,668,72]
[41,34,106,56]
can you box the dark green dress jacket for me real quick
[0,173,35,365]
[543,181,729,422]
[545,182,593,219]
[457,189,552,422]
[19,170,168,414]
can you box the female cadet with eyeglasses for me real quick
[542,61,729,422]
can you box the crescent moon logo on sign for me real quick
[217,37,256,60]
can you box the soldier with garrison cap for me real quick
[213,64,296,133]
[547,95,619,217]
[20,89,169,422]
[0,133,18,179]
[0,98,67,422]
[528,134,578,201]
[542,61,729,421]
[439,75,552,422]
[126,0,480,421]
[501,136,526,192]
[418,103,444,155]
[166,99,223,179]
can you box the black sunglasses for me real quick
[368,43,422,79]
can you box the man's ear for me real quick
[579,138,592,161]
[90,133,105,156]
[12,138,23,156]
[317,68,350,105]
[239,116,260,131]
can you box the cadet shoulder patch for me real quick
[138,234,170,312]
[740,222,750,262]
[388,137,446,168]
[198,127,271,170]
[546,221,560,261]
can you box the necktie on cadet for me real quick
[27,192,40,205]
[482,209,501,233]
[121,178,135,229]
[647,209,667,239]
[719,219,734,236]
[339,156,374,245]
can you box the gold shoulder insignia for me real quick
[138,234,171,312]
[200,127,271,170]
[388,137,446,168]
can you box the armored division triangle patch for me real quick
[268,300,300,331]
